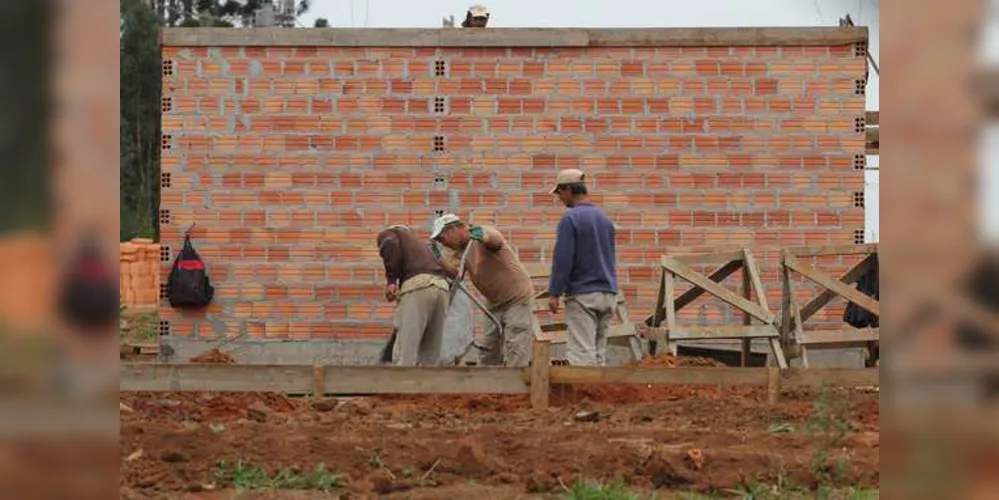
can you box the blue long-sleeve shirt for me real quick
[548,202,618,297]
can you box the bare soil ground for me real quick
[120,356,879,499]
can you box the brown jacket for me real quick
[377,228,447,286]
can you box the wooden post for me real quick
[664,271,677,355]
[312,364,325,399]
[741,257,752,367]
[767,367,780,405]
[530,340,551,411]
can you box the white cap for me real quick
[549,168,586,194]
[468,4,489,17]
[430,213,461,240]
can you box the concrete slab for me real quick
[161,27,867,48]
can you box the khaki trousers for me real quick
[565,292,617,366]
[476,299,538,367]
[392,285,448,366]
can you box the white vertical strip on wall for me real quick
[865,155,880,243]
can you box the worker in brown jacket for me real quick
[376,225,449,366]
[430,214,538,367]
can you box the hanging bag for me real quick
[167,233,214,309]
[57,235,119,330]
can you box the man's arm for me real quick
[478,226,504,252]
[378,235,403,285]
[548,216,575,297]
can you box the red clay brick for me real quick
[162,37,868,339]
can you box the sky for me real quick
[299,0,888,237]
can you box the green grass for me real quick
[565,480,653,500]
[212,459,342,492]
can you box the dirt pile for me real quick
[547,354,728,405]
[639,354,726,368]
[120,392,301,422]
[120,386,880,498]
[189,348,236,364]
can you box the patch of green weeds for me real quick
[566,479,656,500]
[212,459,342,492]
[803,386,855,486]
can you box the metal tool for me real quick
[447,242,502,364]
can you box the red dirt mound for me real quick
[639,354,726,368]
[190,348,236,364]
[120,391,301,422]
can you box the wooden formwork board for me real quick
[524,263,643,363]
[647,248,788,368]
[780,244,879,368]
[119,348,880,411]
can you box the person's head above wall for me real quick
[462,4,489,28]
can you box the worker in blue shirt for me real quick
[547,169,619,366]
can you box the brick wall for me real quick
[158,28,870,342]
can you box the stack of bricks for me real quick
[158,27,870,342]
[120,238,161,309]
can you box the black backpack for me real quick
[167,234,214,309]
[57,236,119,330]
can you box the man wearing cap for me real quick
[462,5,490,28]
[548,169,619,366]
[376,225,449,366]
[430,214,537,367]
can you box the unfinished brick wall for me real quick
[158,28,869,342]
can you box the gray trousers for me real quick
[477,299,538,367]
[392,286,448,366]
[565,292,618,366]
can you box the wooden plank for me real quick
[530,341,552,410]
[669,325,778,340]
[539,323,638,340]
[798,253,876,324]
[784,253,880,317]
[798,328,880,347]
[644,259,742,326]
[661,256,775,324]
[664,270,677,354]
[779,368,879,389]
[741,265,753,367]
[311,364,324,399]
[120,364,315,393]
[865,111,879,126]
[651,270,667,327]
[673,251,745,266]
[120,364,530,395]
[550,366,879,389]
[742,249,769,312]
[161,27,867,48]
[120,364,879,395]
[787,243,877,257]
[767,367,780,405]
[551,366,769,386]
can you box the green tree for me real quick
[313,17,329,27]
[120,0,162,240]
[0,1,51,234]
